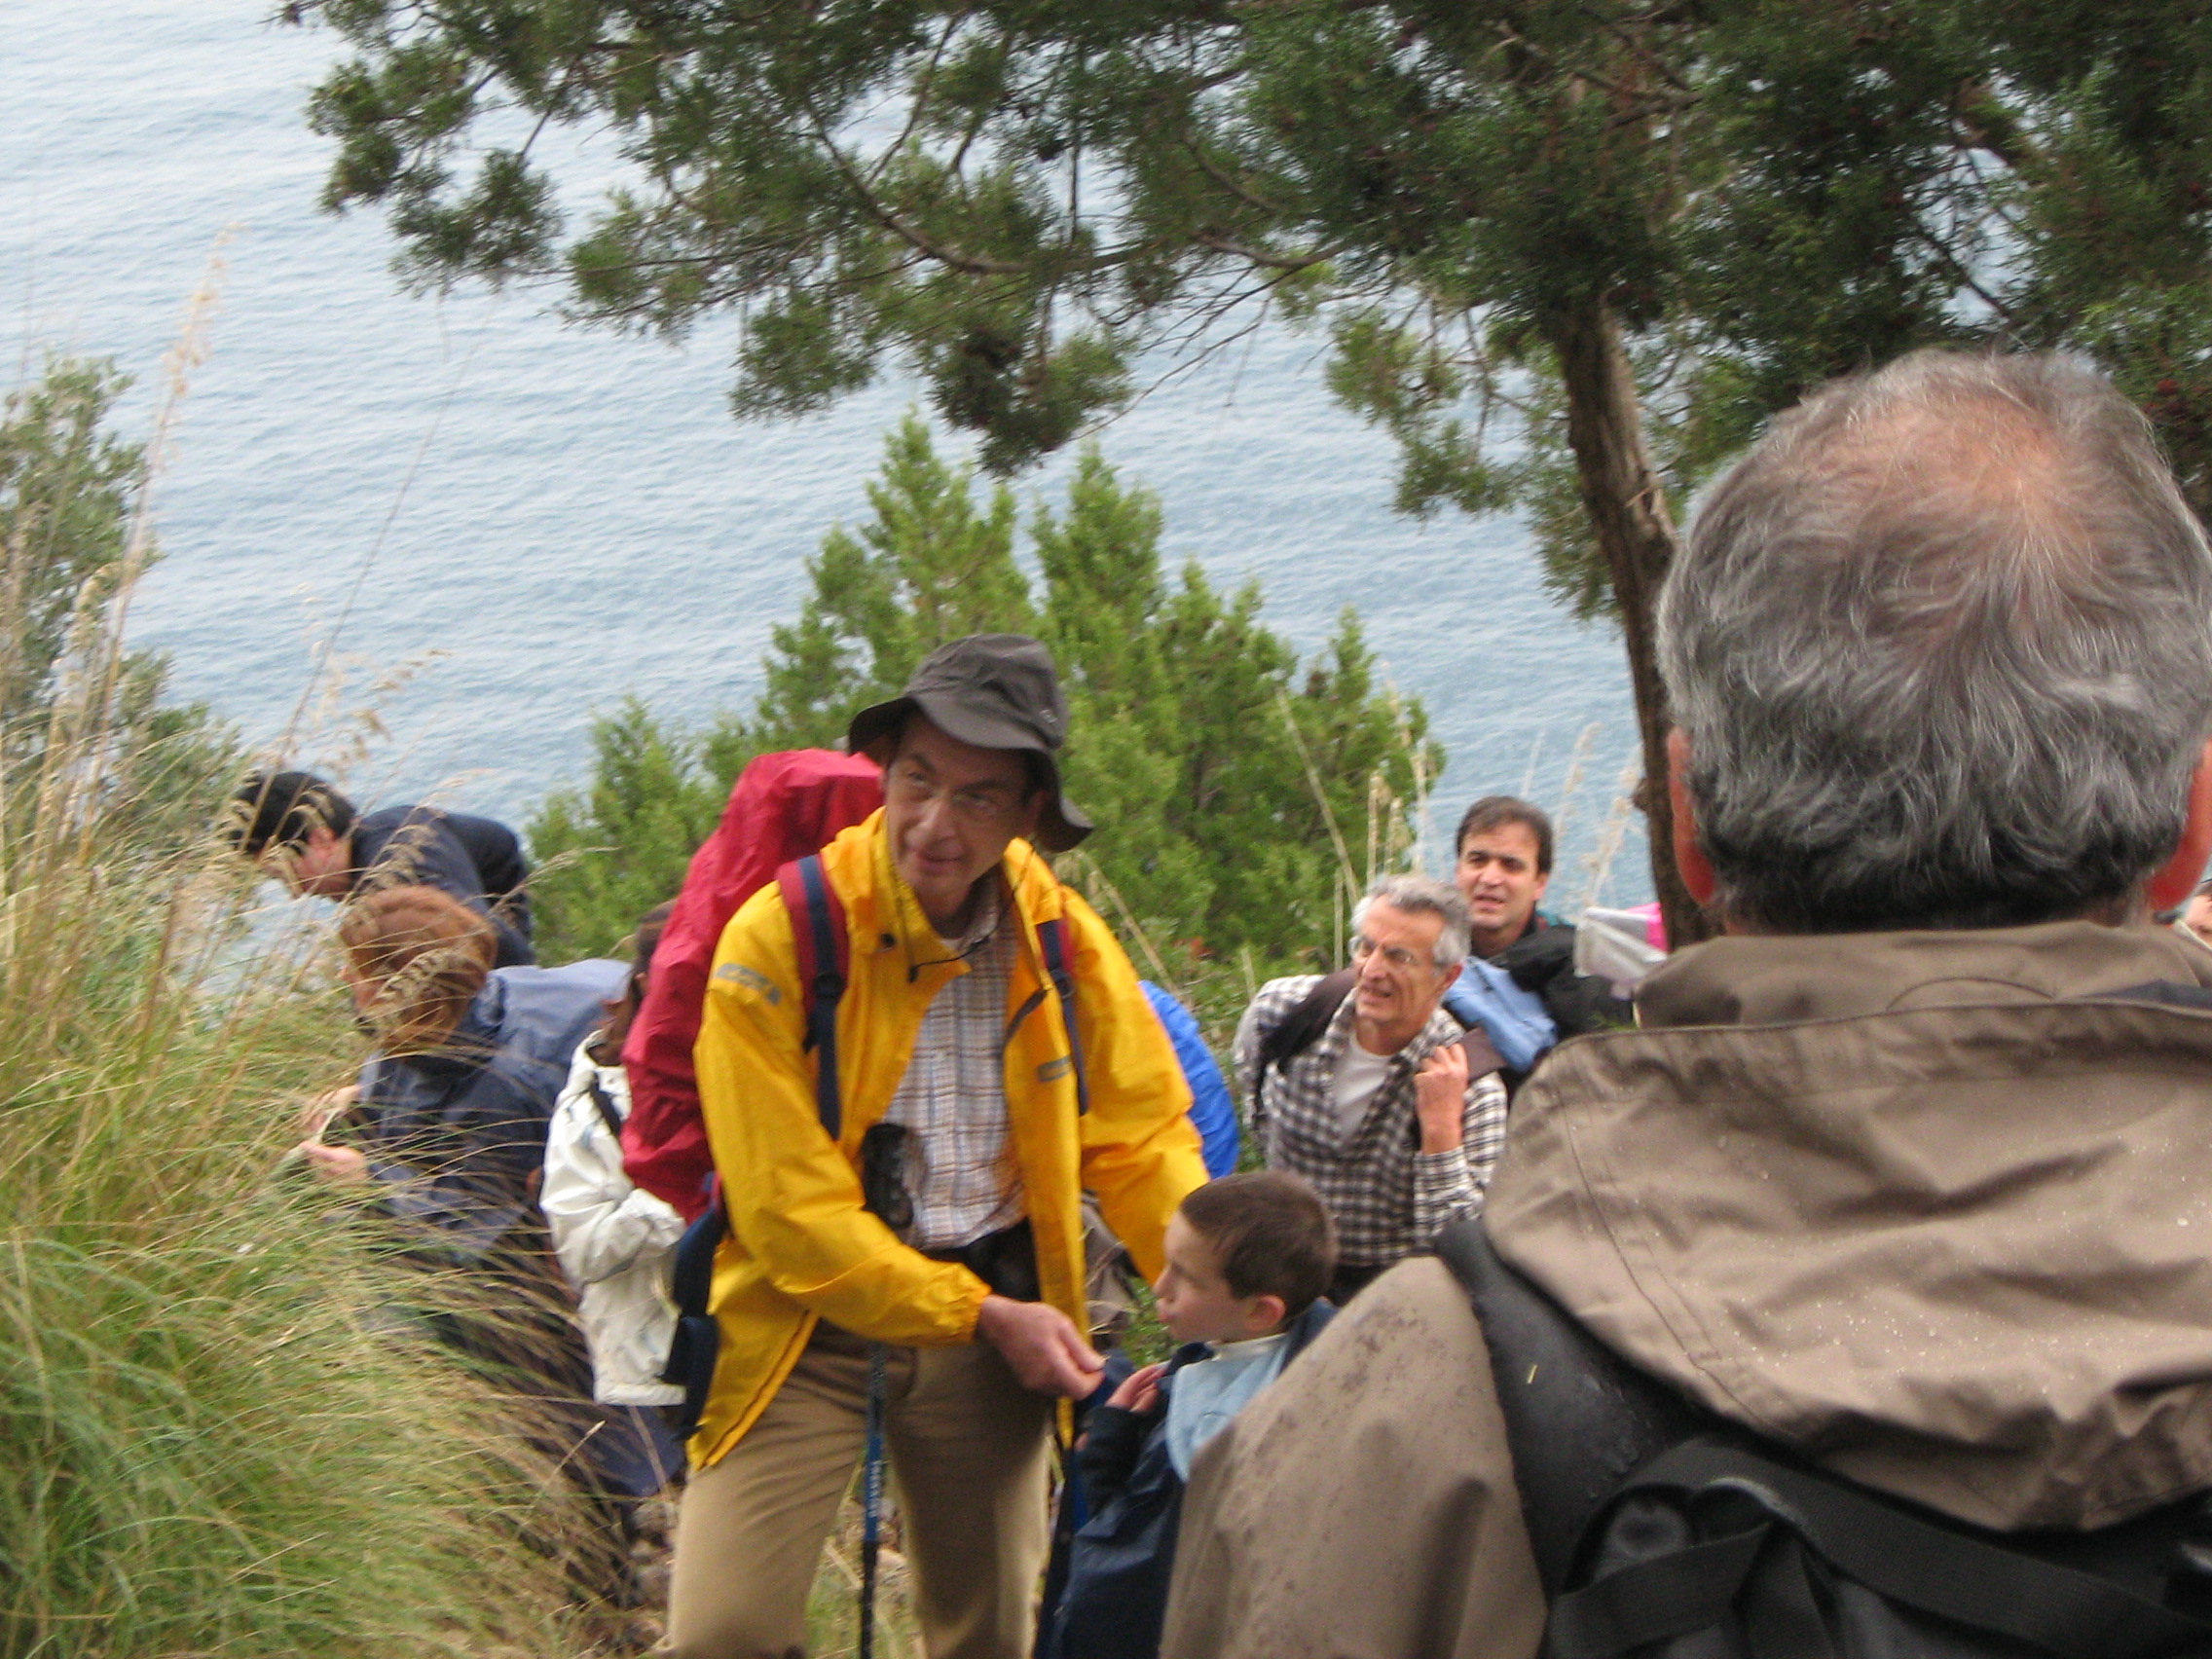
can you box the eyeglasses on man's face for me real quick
[887,763,1026,827]
[1350,934,1435,974]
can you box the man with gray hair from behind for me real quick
[1233,872,1507,1307]
[1164,351,2212,1659]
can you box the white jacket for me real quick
[541,1043,685,1406]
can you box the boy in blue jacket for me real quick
[1045,1171,1338,1659]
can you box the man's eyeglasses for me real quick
[887,765,1025,827]
[1350,935,1435,974]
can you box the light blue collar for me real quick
[1163,1329,1293,1478]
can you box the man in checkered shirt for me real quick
[1235,873,1508,1305]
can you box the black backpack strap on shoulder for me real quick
[583,1077,625,1142]
[1432,1214,1713,1597]
[1253,969,1357,1117]
[1548,1440,2212,1659]
[1451,1024,1507,1086]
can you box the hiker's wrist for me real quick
[1417,1106,1464,1153]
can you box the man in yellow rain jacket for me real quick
[665,635,1209,1659]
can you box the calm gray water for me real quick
[5,0,1649,904]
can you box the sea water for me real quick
[3,0,1648,903]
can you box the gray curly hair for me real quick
[1350,873,1471,968]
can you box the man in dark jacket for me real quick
[229,768,535,966]
[1451,795,1626,1050]
[1163,350,2212,1657]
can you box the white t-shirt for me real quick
[1332,1039,1395,1136]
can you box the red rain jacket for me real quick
[619,749,882,1217]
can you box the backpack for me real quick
[620,750,884,1219]
[1251,970,1504,1120]
[657,852,1088,1441]
[1433,1215,2212,1659]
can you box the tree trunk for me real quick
[1543,295,1715,948]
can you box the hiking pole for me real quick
[853,1123,909,1659]
[859,1340,888,1659]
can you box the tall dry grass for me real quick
[0,331,594,1656]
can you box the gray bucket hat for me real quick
[846,634,1094,852]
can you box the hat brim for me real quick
[847,693,1093,853]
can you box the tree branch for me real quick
[803,105,1033,276]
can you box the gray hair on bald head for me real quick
[1351,873,1471,967]
[1658,349,2212,932]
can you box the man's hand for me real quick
[975,1294,1105,1398]
[1415,1040,1471,1154]
[1107,1360,1168,1417]
[296,1140,370,1186]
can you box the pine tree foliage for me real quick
[529,419,1438,968]
[290,0,2212,944]
[0,359,234,851]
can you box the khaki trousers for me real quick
[663,1323,1055,1659]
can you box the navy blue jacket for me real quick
[355,960,625,1261]
[1044,1299,1336,1659]
[351,804,535,967]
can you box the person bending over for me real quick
[297,884,640,1600]
[230,769,534,966]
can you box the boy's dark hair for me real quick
[1455,794,1555,875]
[229,770,357,858]
[1178,1170,1338,1319]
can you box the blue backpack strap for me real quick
[777,853,850,1140]
[1037,915,1089,1116]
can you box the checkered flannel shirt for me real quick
[1235,975,1509,1269]
[879,881,1025,1252]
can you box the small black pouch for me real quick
[945,1219,1041,1303]
[858,1122,914,1234]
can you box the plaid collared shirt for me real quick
[879,882,1025,1251]
[1235,975,1509,1269]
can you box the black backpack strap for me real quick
[1432,1214,1712,1597]
[583,1077,625,1142]
[1252,969,1357,1118]
[1440,1215,2212,1658]
[1452,1024,1507,1087]
[1549,1440,2212,1659]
